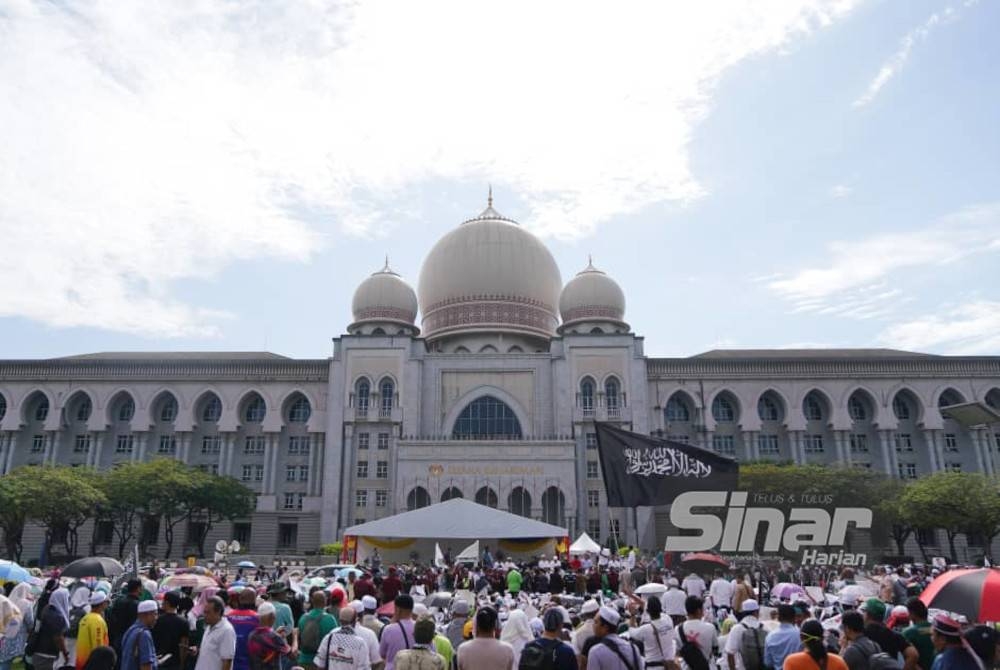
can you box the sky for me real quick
[1,0,998,359]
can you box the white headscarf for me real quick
[70,586,92,612]
[8,583,34,618]
[500,609,534,664]
[48,588,71,628]
[0,594,21,633]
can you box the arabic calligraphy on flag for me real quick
[595,423,739,507]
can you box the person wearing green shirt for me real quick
[296,591,338,668]
[507,567,523,596]
[903,598,936,670]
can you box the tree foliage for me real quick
[0,459,255,562]
[901,472,1000,561]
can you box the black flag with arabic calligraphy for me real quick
[595,423,739,507]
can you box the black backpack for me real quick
[519,639,559,670]
[67,605,88,638]
[678,622,711,670]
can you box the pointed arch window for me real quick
[117,398,135,422]
[202,396,222,423]
[605,378,621,414]
[452,396,522,440]
[356,380,370,416]
[33,396,49,422]
[665,397,690,422]
[803,394,824,422]
[712,395,736,423]
[159,396,177,423]
[848,395,868,422]
[76,397,93,422]
[580,378,595,413]
[289,396,311,423]
[380,379,394,417]
[892,395,911,421]
[245,396,266,423]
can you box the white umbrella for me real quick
[634,582,668,596]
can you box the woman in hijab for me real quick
[32,587,71,670]
[499,609,534,666]
[0,583,34,670]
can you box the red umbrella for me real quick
[919,568,1000,622]
[680,552,729,574]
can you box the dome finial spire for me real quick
[488,184,493,208]
[383,254,391,272]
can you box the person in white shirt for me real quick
[682,573,706,599]
[315,607,372,670]
[348,602,382,670]
[193,597,237,670]
[708,572,734,617]
[674,596,717,670]
[661,579,688,627]
[724,600,762,670]
[626,597,676,670]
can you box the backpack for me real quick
[678,622,711,670]
[519,639,558,670]
[854,637,903,670]
[737,623,768,670]
[67,605,88,639]
[299,615,324,655]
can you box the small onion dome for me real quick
[558,257,628,333]
[349,258,419,334]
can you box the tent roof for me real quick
[569,532,601,554]
[344,498,567,539]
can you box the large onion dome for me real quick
[417,197,562,342]
[558,257,628,334]
[349,258,419,335]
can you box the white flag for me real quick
[456,540,479,564]
[434,543,445,568]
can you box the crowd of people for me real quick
[0,549,994,670]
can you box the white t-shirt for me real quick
[724,617,761,670]
[627,618,675,663]
[709,579,734,609]
[316,626,372,670]
[353,624,382,667]
[662,588,688,617]
[682,576,707,598]
[675,619,718,670]
[194,619,237,670]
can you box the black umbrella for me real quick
[60,557,126,579]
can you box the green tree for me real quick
[900,472,984,561]
[27,466,106,558]
[874,477,914,557]
[958,475,1000,558]
[139,459,203,559]
[187,474,255,557]
[99,462,149,558]
[0,468,37,561]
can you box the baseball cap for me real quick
[860,598,887,620]
[257,602,276,617]
[138,600,158,614]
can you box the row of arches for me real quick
[579,376,623,411]
[352,378,395,415]
[406,485,566,524]
[2,388,314,428]
[658,386,1000,426]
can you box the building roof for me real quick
[344,498,567,539]
[690,348,937,360]
[53,351,291,360]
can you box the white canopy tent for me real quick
[569,532,602,555]
[344,498,568,563]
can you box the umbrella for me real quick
[634,582,667,596]
[61,557,125,579]
[336,567,365,579]
[428,592,453,609]
[771,582,808,602]
[160,573,218,591]
[919,568,1000,622]
[0,560,32,584]
[680,552,729,573]
[237,561,256,569]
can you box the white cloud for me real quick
[879,301,1000,354]
[853,1,977,108]
[830,184,853,198]
[0,1,860,337]
[767,203,1000,317]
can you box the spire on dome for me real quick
[488,184,493,208]
[465,187,517,225]
[377,255,399,276]
[578,255,604,275]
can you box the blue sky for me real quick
[1,0,998,359]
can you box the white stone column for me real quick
[217,433,227,473]
[970,430,987,474]
[879,430,893,475]
[834,430,847,465]
[137,432,148,462]
[225,434,235,475]
[979,429,997,476]
[743,431,755,461]
[926,430,941,472]
[268,434,279,494]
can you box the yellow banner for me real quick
[361,537,417,550]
